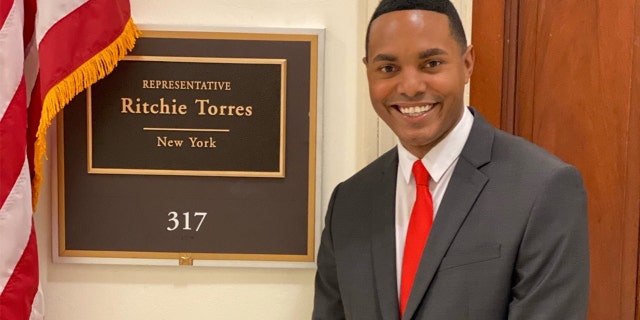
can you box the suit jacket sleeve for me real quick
[313,184,346,320]
[508,165,589,319]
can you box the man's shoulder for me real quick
[466,108,572,171]
[339,147,397,188]
[491,128,572,170]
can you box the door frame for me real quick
[470,0,517,133]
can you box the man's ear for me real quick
[362,57,368,65]
[462,45,475,84]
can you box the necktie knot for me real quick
[412,160,429,186]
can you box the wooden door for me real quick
[471,0,640,319]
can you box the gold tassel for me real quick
[32,18,141,210]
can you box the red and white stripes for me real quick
[0,0,43,318]
[1,0,137,318]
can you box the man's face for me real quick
[365,10,474,158]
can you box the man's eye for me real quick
[379,65,396,73]
[425,60,442,68]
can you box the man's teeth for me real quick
[399,104,434,116]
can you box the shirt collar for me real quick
[398,107,474,184]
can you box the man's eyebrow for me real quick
[371,53,397,63]
[370,49,449,62]
[418,48,448,59]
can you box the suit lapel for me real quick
[371,149,401,320]
[402,109,494,320]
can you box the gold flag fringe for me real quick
[32,18,141,210]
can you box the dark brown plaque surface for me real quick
[89,56,286,177]
[57,30,319,264]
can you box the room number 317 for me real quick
[167,211,208,232]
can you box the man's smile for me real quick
[392,103,436,117]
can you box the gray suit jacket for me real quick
[313,109,589,320]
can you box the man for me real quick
[313,0,589,319]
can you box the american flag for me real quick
[0,0,138,318]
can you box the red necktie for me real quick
[400,160,434,316]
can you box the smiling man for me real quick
[313,0,589,319]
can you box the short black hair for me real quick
[365,0,468,58]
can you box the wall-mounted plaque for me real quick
[55,28,323,267]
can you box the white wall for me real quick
[34,1,472,319]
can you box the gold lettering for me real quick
[120,98,187,115]
[189,137,216,148]
[157,136,168,146]
[159,102,169,114]
[194,100,253,117]
[196,99,209,115]
[137,80,231,91]
[142,102,150,114]
[157,136,183,147]
[121,98,135,113]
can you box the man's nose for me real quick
[397,68,426,98]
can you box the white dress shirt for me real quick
[395,107,474,294]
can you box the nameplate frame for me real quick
[54,27,324,268]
